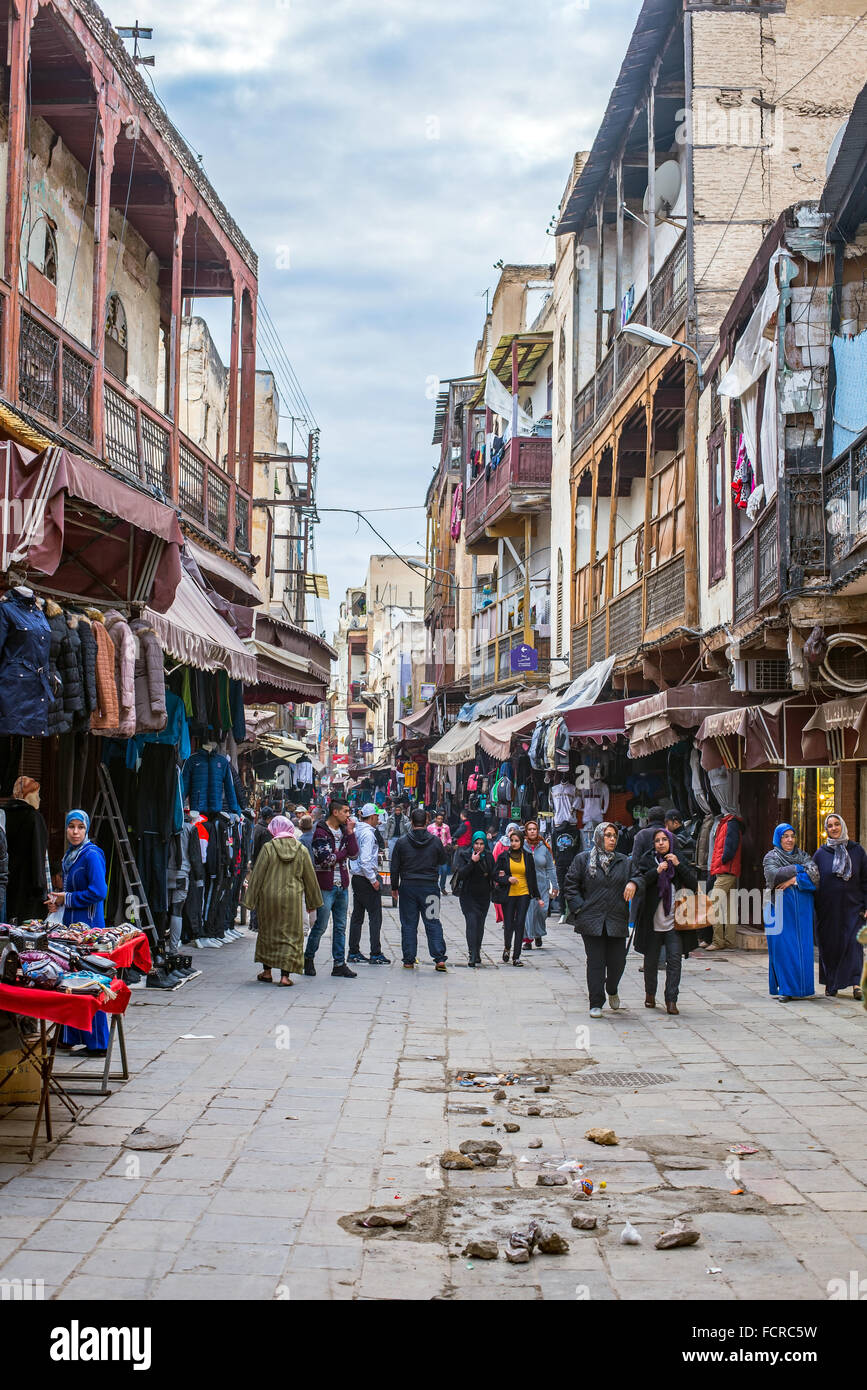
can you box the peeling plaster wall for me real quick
[176,316,228,461]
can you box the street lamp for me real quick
[620,322,704,390]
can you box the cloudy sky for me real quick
[103,0,644,639]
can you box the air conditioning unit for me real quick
[731,657,792,693]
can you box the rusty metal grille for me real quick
[208,471,229,541]
[19,312,57,419]
[646,554,685,628]
[235,495,249,551]
[104,384,140,478]
[61,344,93,443]
[577,1071,670,1088]
[141,414,171,494]
[179,442,204,522]
[758,507,779,605]
[609,586,642,657]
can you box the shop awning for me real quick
[625,680,747,759]
[801,695,867,761]
[0,441,182,612]
[243,638,330,705]
[563,698,630,742]
[697,701,786,771]
[428,716,485,766]
[480,693,559,760]
[146,569,258,683]
[397,703,437,737]
[186,537,263,606]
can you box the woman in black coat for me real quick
[633,827,699,1015]
[564,822,638,1018]
[452,831,496,967]
[492,828,542,966]
[813,813,867,999]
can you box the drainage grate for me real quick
[577,1071,670,1088]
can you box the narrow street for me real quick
[1,900,864,1302]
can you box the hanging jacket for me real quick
[130,617,167,734]
[0,590,53,737]
[45,601,72,737]
[182,748,241,815]
[104,610,136,739]
[75,611,98,722]
[709,814,744,878]
[88,610,121,733]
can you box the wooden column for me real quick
[168,192,188,504]
[3,0,31,399]
[595,201,605,369]
[646,73,657,327]
[641,385,655,631]
[683,357,700,626]
[226,278,241,479]
[239,286,257,494]
[90,102,118,460]
[614,158,624,353]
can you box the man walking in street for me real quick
[428,810,452,893]
[390,806,448,971]
[386,797,409,858]
[348,803,390,965]
[307,798,360,978]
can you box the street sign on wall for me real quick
[511,643,538,673]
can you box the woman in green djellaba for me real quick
[243,816,322,986]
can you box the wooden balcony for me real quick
[464,435,552,548]
[824,425,867,588]
[573,238,687,452]
[571,551,686,676]
[469,631,550,695]
[9,293,251,552]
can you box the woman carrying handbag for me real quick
[633,827,699,1015]
[492,827,543,966]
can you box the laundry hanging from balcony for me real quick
[484,370,534,442]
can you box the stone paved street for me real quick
[1,896,865,1301]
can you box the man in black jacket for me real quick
[390,807,448,971]
[629,806,666,871]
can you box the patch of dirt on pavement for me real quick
[506,1097,578,1118]
[339,1195,449,1242]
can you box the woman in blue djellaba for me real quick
[46,810,110,1053]
[763,823,819,1002]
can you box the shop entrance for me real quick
[791,767,838,855]
[738,771,784,892]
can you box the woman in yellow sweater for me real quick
[492,827,543,966]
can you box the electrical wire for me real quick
[258,299,318,426]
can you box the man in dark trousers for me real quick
[347,804,390,965]
[390,807,448,971]
[552,819,582,922]
[307,798,360,978]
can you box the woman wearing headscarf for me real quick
[45,811,110,1054]
[243,815,323,986]
[491,822,520,930]
[522,820,558,950]
[763,823,819,1002]
[564,822,638,1018]
[452,831,496,966]
[812,813,866,1000]
[492,827,542,966]
[633,826,699,1015]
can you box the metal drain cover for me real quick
[577,1071,670,1088]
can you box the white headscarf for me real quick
[824,814,852,881]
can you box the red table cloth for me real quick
[0,980,131,1030]
[95,932,152,973]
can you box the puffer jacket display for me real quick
[88,610,121,733]
[130,617,167,733]
[0,590,53,737]
[182,748,241,815]
[45,601,85,736]
[75,611,98,720]
[104,609,136,739]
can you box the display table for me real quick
[0,981,131,1157]
[94,930,152,974]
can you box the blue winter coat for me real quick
[182,749,241,814]
[0,591,54,736]
[62,841,108,930]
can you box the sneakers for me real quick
[512,959,524,967]
[369,954,391,965]
[347,952,368,964]
[558,914,567,925]
[332,963,357,978]
[435,961,447,972]
[607,993,621,1011]
[534,939,543,949]
[522,938,533,948]
[403,962,415,969]
[589,1006,603,1018]
[304,958,316,977]
[502,950,510,963]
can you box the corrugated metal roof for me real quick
[820,80,867,240]
[469,334,552,407]
[556,0,681,238]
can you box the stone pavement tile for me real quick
[153,1273,277,1300]
[77,1247,176,1280]
[804,1191,867,1211]
[103,1153,167,1179]
[100,1219,195,1252]
[18,1158,112,1180]
[0,1194,67,1224]
[284,1268,357,1299]
[23,1220,106,1254]
[691,1213,778,1242]
[0,1237,22,1261]
[149,1154,233,1183]
[206,1189,309,1220]
[0,1250,83,1284]
[2,1212,53,1240]
[3,1176,83,1200]
[359,1241,448,1300]
[286,1243,363,1274]
[56,1201,127,1222]
[782,1167,863,1192]
[172,1240,291,1277]
[616,1276,736,1300]
[73,1178,146,1204]
[663,1169,734,1191]
[194,1212,298,1245]
[53,1276,156,1300]
[126,1193,212,1222]
[536,1268,617,1301]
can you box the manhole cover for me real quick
[577,1071,670,1088]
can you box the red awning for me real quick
[562,698,630,742]
[0,441,182,612]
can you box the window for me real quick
[708,424,726,585]
[105,293,128,382]
[546,363,553,415]
[26,217,58,316]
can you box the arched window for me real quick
[556,548,564,657]
[105,293,128,381]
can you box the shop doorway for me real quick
[738,771,784,892]
[791,767,837,855]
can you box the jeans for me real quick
[582,929,627,1009]
[349,875,383,955]
[460,893,489,962]
[644,928,683,1003]
[397,881,446,964]
[306,885,349,964]
[438,861,450,892]
[502,896,530,960]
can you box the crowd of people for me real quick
[241,796,867,1015]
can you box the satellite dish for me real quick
[826,119,849,177]
[643,159,682,217]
